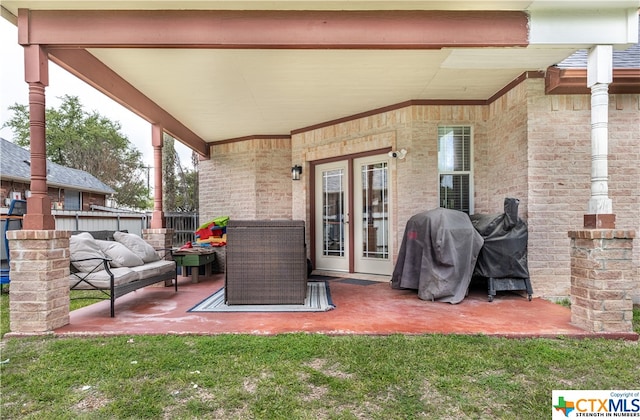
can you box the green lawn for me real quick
[1,291,639,419]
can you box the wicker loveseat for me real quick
[225,220,307,305]
[69,230,177,317]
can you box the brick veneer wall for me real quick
[526,80,591,299]
[608,95,640,303]
[255,142,294,219]
[526,81,639,301]
[482,82,529,215]
[199,138,293,223]
[199,81,639,303]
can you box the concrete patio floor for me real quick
[53,271,638,340]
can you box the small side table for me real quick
[173,247,221,283]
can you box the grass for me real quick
[1,333,639,419]
[0,290,107,337]
[0,292,639,419]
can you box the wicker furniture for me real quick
[225,220,307,305]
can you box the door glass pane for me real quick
[360,162,388,259]
[322,169,345,257]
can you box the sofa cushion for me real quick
[96,240,144,268]
[70,232,107,273]
[128,260,175,281]
[113,231,161,263]
[69,267,137,289]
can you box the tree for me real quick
[162,134,198,212]
[162,134,177,211]
[3,95,150,209]
[175,165,198,212]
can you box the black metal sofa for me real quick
[69,230,177,317]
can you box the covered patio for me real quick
[1,1,638,338]
[41,272,637,340]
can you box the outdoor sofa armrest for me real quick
[70,256,114,292]
[154,247,174,259]
[70,257,116,314]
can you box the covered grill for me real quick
[391,207,484,304]
[470,198,533,301]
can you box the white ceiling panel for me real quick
[89,47,559,141]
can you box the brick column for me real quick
[23,45,55,231]
[143,228,175,287]
[143,228,174,254]
[568,229,636,333]
[7,230,70,333]
[150,125,165,229]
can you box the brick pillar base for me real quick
[6,230,70,333]
[568,229,636,333]
[143,228,175,287]
[143,228,174,254]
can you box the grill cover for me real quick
[470,198,530,280]
[391,208,484,304]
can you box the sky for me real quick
[0,18,194,173]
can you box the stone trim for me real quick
[568,229,636,240]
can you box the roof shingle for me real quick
[0,137,115,194]
[557,16,640,69]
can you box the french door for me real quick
[314,154,392,275]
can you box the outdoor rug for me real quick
[308,274,379,286]
[336,278,380,286]
[188,281,335,312]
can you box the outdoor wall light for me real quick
[291,165,303,180]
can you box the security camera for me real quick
[388,149,407,159]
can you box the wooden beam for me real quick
[19,9,529,49]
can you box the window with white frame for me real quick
[438,126,472,214]
[64,189,81,211]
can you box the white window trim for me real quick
[437,125,474,214]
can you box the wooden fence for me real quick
[2,209,198,263]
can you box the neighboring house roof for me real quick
[556,46,640,69]
[546,16,640,95]
[557,16,640,69]
[0,137,115,194]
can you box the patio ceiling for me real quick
[2,1,639,157]
[86,47,574,141]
